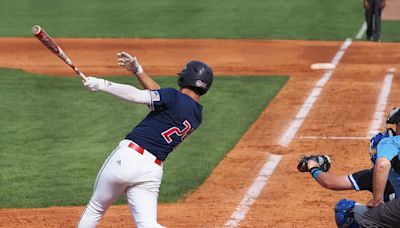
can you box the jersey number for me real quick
[161,120,192,144]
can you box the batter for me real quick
[77,52,213,228]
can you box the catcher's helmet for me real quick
[334,199,359,228]
[178,61,213,95]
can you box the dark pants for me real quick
[365,0,382,40]
[361,199,400,228]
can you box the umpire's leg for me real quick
[372,0,382,41]
[365,0,374,40]
[361,199,400,228]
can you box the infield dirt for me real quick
[1,38,400,227]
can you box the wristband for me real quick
[309,167,322,179]
[134,64,143,74]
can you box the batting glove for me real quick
[117,51,143,74]
[83,76,110,92]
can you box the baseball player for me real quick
[334,129,400,228]
[77,52,213,228]
[304,129,396,200]
[335,198,400,227]
[333,108,400,227]
[298,128,396,202]
[364,0,386,41]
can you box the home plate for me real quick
[310,63,336,70]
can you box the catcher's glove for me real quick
[386,107,400,124]
[297,155,331,172]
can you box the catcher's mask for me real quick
[369,128,395,163]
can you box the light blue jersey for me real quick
[377,136,400,198]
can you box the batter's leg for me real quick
[361,199,400,227]
[77,148,127,228]
[126,170,164,228]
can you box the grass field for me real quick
[1,0,398,210]
[1,0,398,41]
[0,69,287,207]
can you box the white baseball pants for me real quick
[78,140,165,228]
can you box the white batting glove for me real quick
[117,51,143,74]
[83,76,110,92]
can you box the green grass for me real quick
[382,21,400,42]
[2,0,398,41]
[0,69,287,207]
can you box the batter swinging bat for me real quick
[32,25,88,81]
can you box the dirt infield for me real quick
[1,38,400,227]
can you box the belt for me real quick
[128,142,162,166]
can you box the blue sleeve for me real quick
[149,88,178,112]
[376,138,399,161]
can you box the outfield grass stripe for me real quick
[2,0,390,40]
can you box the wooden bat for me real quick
[32,25,88,81]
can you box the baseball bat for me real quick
[32,25,88,81]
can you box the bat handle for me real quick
[78,71,88,82]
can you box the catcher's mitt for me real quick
[386,107,400,124]
[297,155,331,172]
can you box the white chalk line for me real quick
[299,136,369,140]
[278,38,352,147]
[223,154,282,228]
[368,67,397,137]
[300,67,397,140]
[355,22,367,39]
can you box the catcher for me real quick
[297,107,400,227]
[297,129,395,202]
[334,108,400,228]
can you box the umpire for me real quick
[364,0,386,41]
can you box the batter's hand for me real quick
[83,76,110,92]
[117,52,143,74]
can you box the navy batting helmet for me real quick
[178,61,213,95]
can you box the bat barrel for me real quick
[32,25,88,82]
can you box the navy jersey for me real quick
[125,88,202,161]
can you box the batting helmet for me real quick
[178,61,213,95]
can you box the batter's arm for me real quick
[117,52,161,90]
[135,71,161,90]
[83,77,151,105]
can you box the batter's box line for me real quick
[299,136,370,140]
